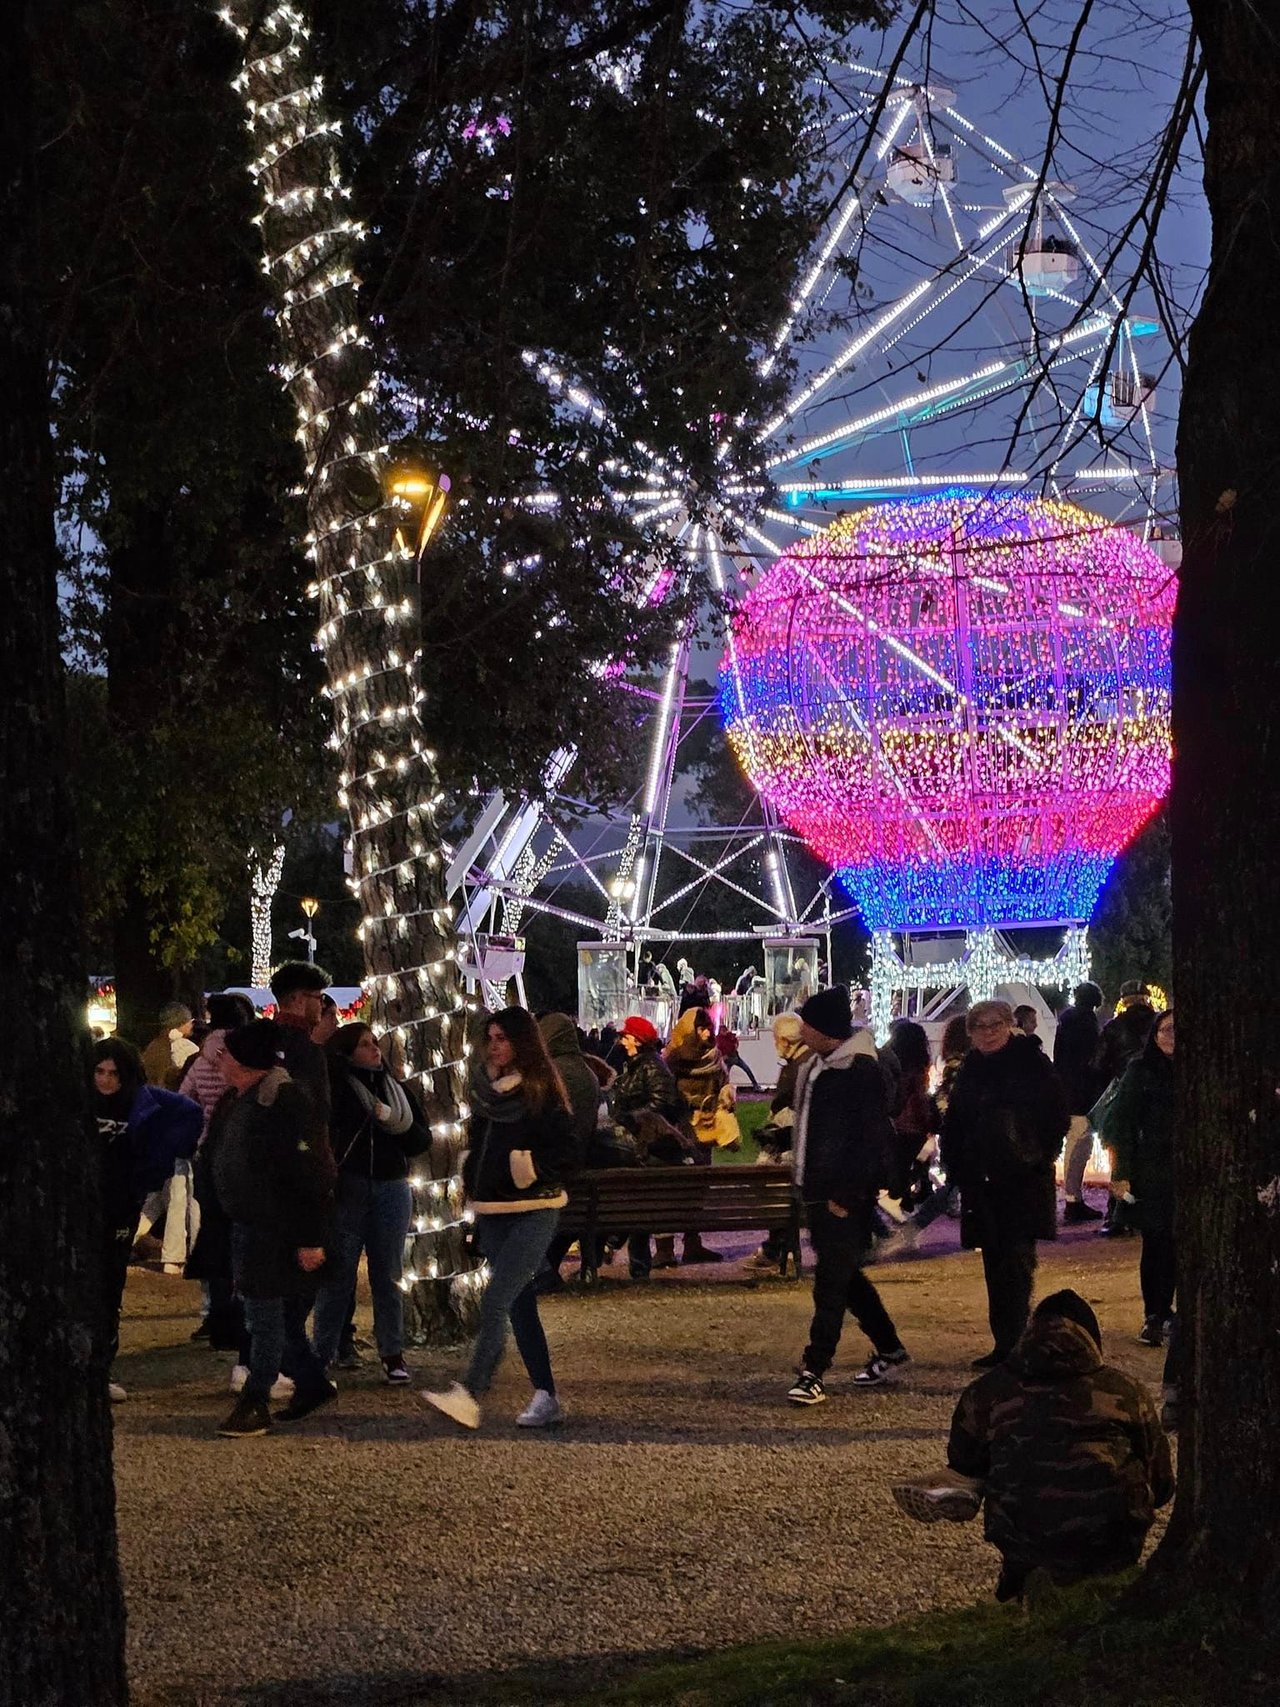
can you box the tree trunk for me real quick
[0,5,129,1700]
[250,841,287,986]
[220,1,473,1330]
[1147,0,1280,1623]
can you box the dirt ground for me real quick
[114,1215,1171,1706]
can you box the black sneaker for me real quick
[787,1370,827,1405]
[853,1348,910,1386]
[276,1380,338,1423]
[217,1396,272,1438]
[1063,1200,1104,1224]
[971,1349,1006,1370]
[190,1319,212,1341]
[1137,1315,1165,1347]
[334,1344,364,1371]
[382,1355,411,1384]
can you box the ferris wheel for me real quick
[451,64,1175,999]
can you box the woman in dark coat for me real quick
[941,1002,1070,1368]
[1107,1010,1176,1345]
[91,1038,202,1400]
[310,1023,429,1382]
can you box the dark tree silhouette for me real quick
[0,4,128,1700]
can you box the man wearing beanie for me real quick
[892,1288,1173,1601]
[786,986,910,1403]
[209,1020,337,1438]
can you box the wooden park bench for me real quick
[559,1163,802,1283]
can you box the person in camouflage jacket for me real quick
[945,1289,1174,1599]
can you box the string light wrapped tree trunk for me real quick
[249,841,286,987]
[219,0,478,1337]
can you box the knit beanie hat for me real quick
[224,1019,284,1072]
[159,1001,193,1030]
[1034,1288,1102,1350]
[799,984,853,1042]
[621,1014,660,1046]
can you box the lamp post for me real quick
[288,896,320,962]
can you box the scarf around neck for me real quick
[346,1063,414,1134]
[468,1065,529,1125]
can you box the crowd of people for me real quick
[97,964,1178,1600]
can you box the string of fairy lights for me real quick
[219,1,482,1296]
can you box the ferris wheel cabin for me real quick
[885,141,956,206]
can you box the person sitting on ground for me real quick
[211,1020,336,1439]
[891,1289,1173,1603]
[786,987,910,1403]
[663,1006,738,1263]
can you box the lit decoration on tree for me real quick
[249,843,286,987]
[217,1,481,1327]
[722,491,1173,1025]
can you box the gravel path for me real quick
[115,1219,1171,1705]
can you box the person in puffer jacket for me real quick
[892,1290,1173,1603]
[420,1008,576,1433]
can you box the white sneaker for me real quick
[108,1381,127,1403]
[419,1381,481,1431]
[162,1263,185,1276]
[516,1389,564,1428]
[229,1364,294,1400]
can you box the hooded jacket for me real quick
[664,1008,733,1127]
[941,1033,1069,1247]
[791,1030,894,1212]
[948,1314,1174,1575]
[95,1083,203,1222]
[537,1013,602,1160]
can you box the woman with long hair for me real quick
[311,1023,429,1383]
[420,1008,575,1430]
[1107,1009,1176,1346]
[91,1038,202,1400]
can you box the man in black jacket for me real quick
[787,987,909,1404]
[1053,981,1106,1223]
[211,1021,336,1438]
[942,1001,1070,1368]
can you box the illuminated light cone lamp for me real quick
[721,491,1174,1037]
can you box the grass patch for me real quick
[443,1578,1275,1706]
[713,1096,771,1166]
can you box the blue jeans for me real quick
[311,1174,412,1363]
[466,1209,560,1398]
[240,1292,327,1404]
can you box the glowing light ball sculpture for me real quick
[722,491,1173,1023]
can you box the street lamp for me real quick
[288,896,321,963]
[385,465,451,567]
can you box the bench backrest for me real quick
[560,1164,794,1233]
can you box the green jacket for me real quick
[948,1317,1174,1576]
[1107,1048,1175,1234]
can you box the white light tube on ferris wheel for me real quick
[768,360,1008,469]
[762,105,911,376]
[643,639,684,819]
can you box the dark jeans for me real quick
[242,1292,328,1405]
[724,1051,760,1090]
[466,1210,560,1397]
[980,1235,1038,1355]
[105,1205,141,1364]
[802,1202,903,1375]
[1139,1228,1177,1321]
[311,1174,413,1362]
